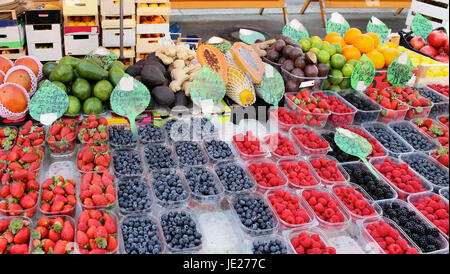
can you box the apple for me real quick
[428,30,448,48]
[410,36,426,50]
[420,45,438,57]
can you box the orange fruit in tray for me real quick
[366,32,381,47]
[0,83,28,113]
[381,47,401,67]
[0,56,12,74]
[344,28,362,45]
[5,69,32,93]
[353,34,375,53]
[324,32,345,47]
[343,45,361,61]
[366,49,385,69]
[14,57,40,77]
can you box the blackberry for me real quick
[341,93,379,123]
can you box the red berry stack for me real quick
[264,133,299,158]
[272,108,305,131]
[248,161,286,189]
[313,92,355,126]
[291,127,329,155]
[410,194,449,237]
[233,131,265,159]
[289,230,336,254]
[302,190,347,225]
[309,157,346,184]
[268,190,311,226]
[333,185,377,219]
[279,160,319,188]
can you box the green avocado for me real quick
[59,56,81,69]
[93,80,113,102]
[71,78,92,101]
[108,60,126,71]
[49,63,74,84]
[52,81,68,93]
[151,86,175,107]
[76,59,108,82]
[42,62,58,79]
[108,67,124,87]
[83,97,103,115]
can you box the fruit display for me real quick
[79,172,116,209]
[78,114,109,145]
[389,122,436,152]
[160,210,202,252]
[143,144,177,170]
[321,131,359,163]
[301,189,347,225]
[248,161,286,189]
[47,119,77,155]
[16,121,45,147]
[137,123,165,144]
[312,91,356,127]
[203,139,234,163]
[108,125,137,149]
[438,115,449,128]
[309,157,347,184]
[279,159,319,188]
[290,127,329,156]
[233,131,267,159]
[289,230,336,254]
[0,126,17,151]
[412,118,449,147]
[264,133,299,158]
[121,215,163,254]
[215,162,254,193]
[418,87,449,116]
[77,144,111,172]
[268,190,312,227]
[183,167,222,202]
[431,147,449,167]
[252,238,288,254]
[339,91,381,124]
[409,30,449,63]
[285,90,330,128]
[332,185,378,219]
[400,153,449,189]
[112,149,143,177]
[0,217,31,254]
[271,107,305,131]
[66,16,97,27]
[363,123,413,155]
[151,169,188,206]
[409,194,449,236]
[231,195,276,234]
[174,141,207,167]
[31,216,75,254]
[340,125,386,158]
[40,176,77,216]
[118,177,152,215]
[76,210,118,254]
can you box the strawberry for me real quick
[9,243,28,254]
[35,226,48,239]
[0,220,9,232]
[42,239,55,253]
[13,227,30,244]
[48,228,60,242]
[20,194,36,209]
[42,189,54,201]
[89,248,107,254]
[50,201,65,213]
[38,216,51,227]
[10,181,25,198]
[106,235,118,252]
[94,226,108,239]
[53,240,67,254]
[76,231,89,247]
[0,238,8,253]
[64,183,75,195]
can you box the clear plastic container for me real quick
[136,123,166,145]
[285,226,336,254]
[405,102,433,120]
[439,187,449,201]
[0,216,32,254]
[289,126,330,156]
[369,156,434,201]
[77,123,109,146]
[158,209,203,254]
[297,187,351,231]
[399,152,449,192]
[435,114,449,129]
[163,118,193,143]
[77,171,117,211]
[337,90,382,125]
[77,144,112,174]
[265,188,317,230]
[284,92,330,128]
[410,118,448,148]
[149,169,190,210]
[277,158,321,190]
[268,107,305,133]
[420,86,449,117]
[30,214,76,254]
[117,176,153,216]
[375,199,449,254]
[214,161,256,196]
[141,142,178,171]
[340,161,398,202]
[263,132,301,160]
[181,166,224,205]
[120,213,166,254]
[173,140,209,168]
[228,193,279,237]
[362,122,415,157]
[39,177,77,217]
[311,91,358,127]
[249,234,293,254]
[331,182,383,223]
[111,148,144,178]
[324,75,351,91]
[0,125,18,151]
[366,96,409,123]
[308,155,350,186]
[191,117,219,141]
[388,120,438,153]
[232,134,270,161]
[281,67,327,92]
[201,137,236,165]
[357,216,422,254]
[107,124,138,149]
[246,159,288,194]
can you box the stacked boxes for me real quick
[24,9,63,61]
[136,0,171,60]
[100,0,136,61]
[62,0,99,55]
[0,10,26,60]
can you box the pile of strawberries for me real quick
[47,119,77,154]
[413,118,449,147]
[438,115,449,128]
[79,172,116,209]
[431,147,449,167]
[76,210,118,254]
[365,221,419,254]
[341,125,386,157]
[268,190,310,225]
[273,108,304,130]
[248,161,285,188]
[333,186,377,217]
[31,216,75,254]
[77,145,111,172]
[264,133,299,157]
[373,158,426,194]
[233,131,265,156]
[279,160,318,188]
[0,217,31,254]
[312,92,354,126]
[0,127,17,151]
[428,84,449,97]
[302,190,346,224]
[40,176,77,216]
[16,121,46,147]
[291,127,329,155]
[309,157,345,184]
[285,90,330,127]
[290,231,336,254]
[411,194,449,236]
[78,114,108,145]
[6,145,43,172]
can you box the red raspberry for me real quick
[290,231,335,254]
[248,161,286,188]
[264,133,299,157]
[366,221,419,254]
[333,186,377,217]
[412,195,449,236]
[233,131,264,156]
[304,190,345,224]
[291,127,329,155]
[310,157,345,183]
[279,160,319,187]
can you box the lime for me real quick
[340,78,350,89]
[341,63,355,77]
[330,69,344,85]
[325,62,331,70]
[322,43,337,56]
[299,38,311,52]
[65,95,81,115]
[330,54,346,70]
[322,79,331,90]
[52,81,68,93]
[333,43,343,54]
[330,85,341,91]
[310,48,321,56]
[83,97,103,115]
[311,40,323,50]
[310,36,322,48]
[317,50,331,64]
[93,80,113,102]
[347,59,360,68]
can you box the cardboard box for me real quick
[25,24,62,61]
[62,0,98,16]
[137,3,171,16]
[64,33,99,55]
[102,28,136,47]
[100,0,135,16]
[136,35,161,53]
[0,24,25,49]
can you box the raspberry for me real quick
[233,131,264,156]
[309,157,346,183]
[290,231,335,254]
[264,133,299,157]
[412,195,449,236]
[248,161,286,188]
[366,221,419,254]
[304,190,346,224]
[291,127,329,155]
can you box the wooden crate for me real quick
[406,0,449,29]
[64,33,99,55]
[100,0,135,15]
[31,1,63,9]
[63,15,99,34]
[0,47,26,60]
[62,0,98,16]
[137,1,171,16]
[101,15,136,29]
[136,35,162,53]
[107,46,136,59]
[415,63,450,88]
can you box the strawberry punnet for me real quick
[76,210,118,254]
[40,176,77,216]
[77,144,111,172]
[47,119,77,154]
[31,216,75,254]
[78,114,109,145]
[16,120,46,147]
[285,90,330,128]
[79,172,116,209]
[0,217,31,254]
[431,147,449,167]
[0,127,17,151]
[413,118,449,147]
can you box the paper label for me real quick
[201,99,215,114]
[366,16,389,45]
[29,80,69,123]
[260,63,284,105]
[118,75,134,91]
[300,80,315,88]
[290,19,302,31]
[411,13,433,41]
[265,64,274,78]
[190,66,227,106]
[40,113,57,126]
[326,12,350,37]
[282,20,309,43]
[350,54,376,92]
[387,52,414,86]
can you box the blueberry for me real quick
[184,167,220,198]
[164,118,192,142]
[391,124,434,152]
[204,139,233,161]
[214,163,254,193]
[151,169,188,203]
[440,188,449,200]
[108,126,137,148]
[137,124,165,144]
[144,144,177,170]
[365,126,411,154]
[113,150,143,176]
[418,88,448,116]
[174,141,207,167]
[323,132,359,162]
[233,195,275,232]
[402,154,449,188]
[191,117,216,139]
[160,211,202,250]
[118,178,152,214]
[122,216,162,254]
[252,239,288,254]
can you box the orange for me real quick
[366,32,381,47]
[366,49,385,69]
[0,56,12,74]
[0,71,4,84]
[324,32,346,47]
[344,28,362,45]
[353,34,375,53]
[343,45,362,61]
[381,48,401,67]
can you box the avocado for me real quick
[42,62,58,79]
[49,63,74,83]
[76,59,108,81]
[108,60,126,71]
[125,65,142,77]
[108,67,125,87]
[135,75,143,83]
[71,78,92,101]
[52,81,68,93]
[173,91,189,107]
[141,65,165,86]
[59,56,81,69]
[151,86,175,106]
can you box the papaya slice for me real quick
[230,42,264,84]
[196,45,228,84]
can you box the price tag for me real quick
[239,29,265,44]
[290,19,302,31]
[200,99,215,114]
[366,16,389,44]
[411,13,433,41]
[259,63,284,105]
[282,19,309,43]
[326,12,350,37]
[29,80,69,125]
[300,80,315,88]
[350,54,376,92]
[387,52,414,86]
[118,76,134,91]
[40,113,57,126]
[190,66,227,106]
[265,64,274,78]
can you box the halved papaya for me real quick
[196,45,228,83]
[14,56,42,78]
[0,83,29,113]
[230,42,264,84]
[0,56,13,74]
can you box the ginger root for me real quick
[250,39,276,57]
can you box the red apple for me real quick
[428,30,448,48]
[410,36,426,50]
[420,45,438,57]
[435,55,449,63]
